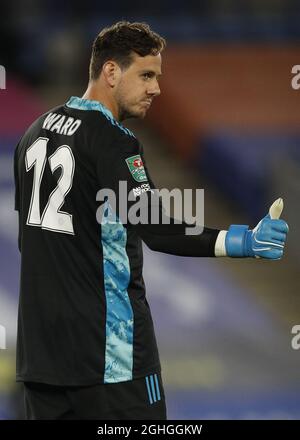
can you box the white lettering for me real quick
[291,65,300,90]
[50,115,66,133]
[97,424,131,437]
[60,117,74,135]
[96,181,205,235]
[67,119,82,135]
[43,113,61,130]
[0,324,6,349]
[43,113,81,135]
[291,325,300,350]
[0,65,6,89]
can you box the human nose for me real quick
[147,79,161,97]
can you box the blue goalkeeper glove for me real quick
[225,198,289,259]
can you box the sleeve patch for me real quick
[125,155,148,182]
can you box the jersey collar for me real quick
[65,96,135,138]
[66,96,114,121]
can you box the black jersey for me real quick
[14,96,219,386]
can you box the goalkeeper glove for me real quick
[225,198,289,259]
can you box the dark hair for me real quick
[89,21,166,81]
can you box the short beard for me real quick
[115,87,143,122]
[118,103,143,122]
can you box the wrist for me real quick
[214,230,227,257]
[225,224,251,257]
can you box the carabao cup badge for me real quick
[125,155,148,182]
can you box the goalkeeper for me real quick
[14,21,288,420]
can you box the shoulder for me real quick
[93,114,141,159]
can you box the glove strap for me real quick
[225,225,249,257]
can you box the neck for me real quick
[82,82,120,121]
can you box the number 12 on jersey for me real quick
[25,137,75,235]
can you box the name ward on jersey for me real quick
[43,112,82,136]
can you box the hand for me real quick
[225,198,289,259]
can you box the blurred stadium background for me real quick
[1,0,300,419]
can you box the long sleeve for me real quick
[96,128,219,257]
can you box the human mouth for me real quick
[142,100,152,108]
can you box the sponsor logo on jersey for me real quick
[125,155,148,182]
[132,183,153,197]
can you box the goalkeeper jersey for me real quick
[14,96,219,386]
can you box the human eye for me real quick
[142,72,153,80]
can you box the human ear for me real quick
[103,61,121,87]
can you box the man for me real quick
[14,21,288,420]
